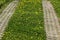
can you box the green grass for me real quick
[0,0,5,6]
[2,0,46,40]
[50,0,60,18]
[0,2,9,14]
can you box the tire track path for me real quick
[42,0,60,40]
[0,0,18,39]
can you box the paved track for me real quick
[0,0,18,39]
[42,0,60,40]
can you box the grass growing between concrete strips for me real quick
[2,0,46,40]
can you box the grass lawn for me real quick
[50,0,60,17]
[2,0,46,40]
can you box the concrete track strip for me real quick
[0,0,18,39]
[0,2,14,17]
[42,0,60,40]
